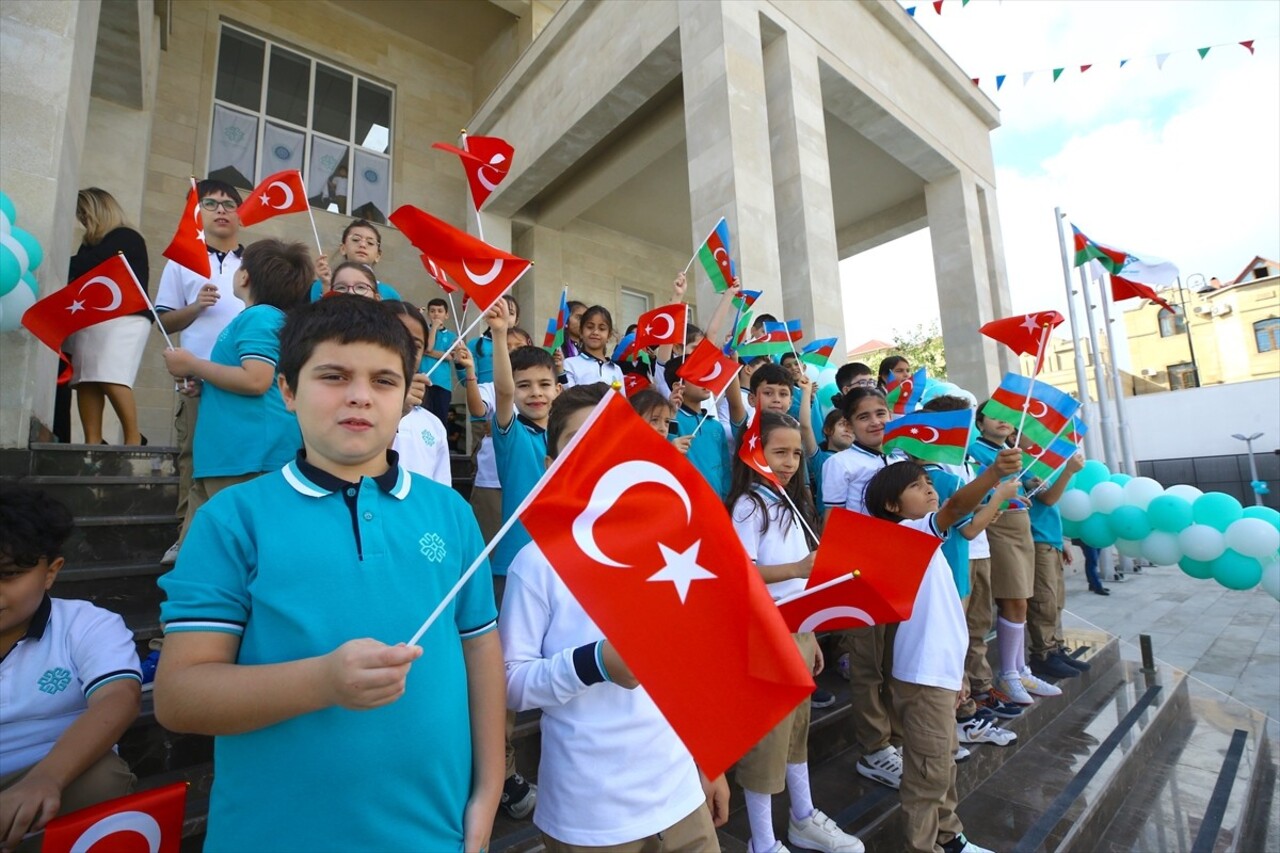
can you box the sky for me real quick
[839,0,1280,352]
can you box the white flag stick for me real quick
[776,485,820,549]
[776,572,857,606]
[1015,414,1075,480]
[1013,322,1053,441]
[683,217,726,275]
[445,292,463,336]
[420,267,530,383]
[295,171,325,257]
[119,254,175,350]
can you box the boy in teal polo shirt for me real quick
[664,357,746,500]
[425,297,460,425]
[155,296,505,851]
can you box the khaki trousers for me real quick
[173,392,200,522]
[891,680,964,853]
[541,803,719,853]
[839,623,899,754]
[736,633,816,793]
[0,752,135,853]
[1028,544,1065,657]
[960,557,994,716]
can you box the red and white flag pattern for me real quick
[634,303,687,349]
[431,135,515,211]
[41,782,186,853]
[737,408,779,487]
[235,169,310,227]
[161,182,211,278]
[676,338,741,397]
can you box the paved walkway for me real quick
[1062,545,1280,727]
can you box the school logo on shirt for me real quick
[419,532,446,562]
[421,430,436,447]
[38,667,72,695]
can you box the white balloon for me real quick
[1090,481,1126,514]
[0,229,28,275]
[1141,531,1183,566]
[1179,524,1227,562]
[0,209,10,236]
[1165,484,1204,503]
[1059,489,1093,522]
[1260,559,1280,602]
[1122,476,1164,510]
[1116,538,1144,558]
[1224,517,1280,561]
[0,279,37,332]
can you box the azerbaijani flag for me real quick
[1021,435,1076,481]
[1066,416,1088,446]
[542,289,570,352]
[697,218,736,293]
[725,308,755,355]
[1074,225,1179,313]
[884,367,926,415]
[883,408,973,465]
[986,372,1081,446]
[1072,225,1128,273]
[800,337,838,368]
[737,318,799,356]
[734,289,762,311]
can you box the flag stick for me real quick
[461,130,486,244]
[1013,322,1053,441]
[420,269,530,383]
[119,253,175,350]
[776,572,857,606]
[690,410,713,438]
[445,292,463,335]
[1026,454,1073,499]
[1015,414,1075,480]
[683,217,726,276]
[776,484,820,549]
[296,171,325,256]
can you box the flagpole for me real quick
[1096,273,1138,475]
[119,254,175,350]
[1055,208,1101,461]
[296,171,325,256]
[445,292,463,335]
[461,129,486,244]
[1013,322,1052,441]
[1079,265,1120,470]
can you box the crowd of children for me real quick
[1,181,1093,852]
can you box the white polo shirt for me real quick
[731,486,809,602]
[154,247,245,360]
[393,406,451,487]
[0,597,141,775]
[892,514,967,691]
[562,352,624,388]
[473,382,500,489]
[821,443,906,515]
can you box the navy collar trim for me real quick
[283,450,409,499]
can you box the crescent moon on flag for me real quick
[462,259,503,285]
[69,811,162,853]
[917,426,940,444]
[266,180,294,209]
[1027,400,1049,418]
[649,313,675,341]
[78,276,123,312]
[697,362,723,384]
[571,460,693,568]
[713,247,729,266]
[797,606,875,633]
[477,154,508,192]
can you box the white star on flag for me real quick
[197,229,206,244]
[910,427,920,435]
[647,541,716,603]
[66,300,84,314]
[1020,314,1039,333]
[748,434,758,449]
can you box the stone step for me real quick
[22,474,180,517]
[63,513,178,565]
[27,442,179,477]
[56,573,165,646]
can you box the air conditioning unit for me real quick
[1213,304,1233,317]
[1140,368,1159,377]
[1192,304,1213,315]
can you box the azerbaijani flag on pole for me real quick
[761,319,802,342]
[986,372,1081,446]
[542,288,570,352]
[800,337,838,368]
[696,218,736,293]
[1071,225,1128,272]
[1074,224,1179,312]
[725,308,755,355]
[882,408,973,465]
[1021,435,1077,481]
[884,367,927,415]
[734,289,762,311]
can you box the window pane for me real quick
[351,150,390,224]
[356,81,392,153]
[313,65,353,140]
[215,29,264,110]
[208,105,258,190]
[309,137,349,214]
[261,122,305,181]
[265,47,310,127]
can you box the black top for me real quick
[68,226,151,322]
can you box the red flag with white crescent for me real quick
[420,253,457,294]
[737,409,779,487]
[235,169,310,227]
[980,311,1064,375]
[621,373,651,397]
[41,782,187,853]
[676,338,740,397]
[388,205,531,312]
[517,391,814,779]
[161,182,211,278]
[634,303,687,349]
[432,135,514,211]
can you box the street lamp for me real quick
[1231,432,1268,506]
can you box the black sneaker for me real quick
[501,773,537,820]
[1053,647,1091,672]
[974,690,1023,719]
[1029,652,1080,680]
[811,688,837,709]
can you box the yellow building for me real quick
[1022,257,1280,398]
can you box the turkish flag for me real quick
[622,373,651,397]
[432,135,515,210]
[22,254,151,383]
[805,508,939,623]
[980,311,1064,374]
[634,303,687,349]
[235,169,310,227]
[737,408,779,487]
[41,782,186,853]
[677,338,740,397]
[518,391,814,778]
[161,182,211,278]
[420,253,457,294]
[389,205,530,313]
[1110,275,1175,314]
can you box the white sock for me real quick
[744,788,776,852]
[786,762,815,822]
[997,615,1025,678]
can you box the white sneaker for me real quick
[856,745,902,789]
[788,809,865,853]
[954,745,971,762]
[1020,667,1064,698]
[160,540,180,566]
[953,835,995,853]
[957,716,1018,746]
[995,671,1034,705]
[751,842,790,853]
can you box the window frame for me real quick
[1255,318,1280,353]
[1167,361,1199,390]
[207,22,396,224]
[1158,306,1187,338]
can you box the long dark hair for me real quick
[865,460,929,522]
[877,355,908,390]
[727,412,819,548]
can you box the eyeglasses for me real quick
[199,198,238,212]
[331,282,376,296]
[345,235,380,248]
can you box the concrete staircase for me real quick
[3,442,1274,852]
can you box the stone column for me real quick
[0,0,102,447]
[678,0,782,328]
[924,170,1005,396]
[763,30,843,351]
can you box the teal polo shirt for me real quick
[969,437,1030,511]
[307,279,402,301]
[809,446,834,508]
[193,304,300,478]
[469,333,497,385]
[160,452,496,851]
[426,328,459,392]
[1028,496,1065,547]
[491,412,547,576]
[676,405,735,501]
[922,463,971,597]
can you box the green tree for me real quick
[891,321,947,380]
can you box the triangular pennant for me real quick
[905,5,916,15]
[1119,59,1129,68]
[972,77,980,86]
[933,0,944,13]
[1197,47,1211,60]
[996,74,1006,91]
[1080,63,1092,73]
[1240,40,1255,55]
[1052,67,1065,81]
[1023,70,1035,86]
[1155,53,1170,69]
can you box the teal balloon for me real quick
[1108,473,1133,487]
[1108,505,1152,540]
[11,227,42,272]
[1070,460,1111,493]
[1148,494,1194,533]
[0,191,15,225]
[1062,517,1082,539]
[1192,492,1243,532]
[817,382,839,419]
[19,270,37,296]
[1179,556,1214,579]
[1211,549,1263,590]
[1079,512,1117,548]
[0,244,18,295]
[1242,505,1280,532]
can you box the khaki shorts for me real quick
[986,510,1034,600]
[541,802,720,853]
[735,632,816,793]
[470,485,502,544]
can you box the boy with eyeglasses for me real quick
[156,179,246,567]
